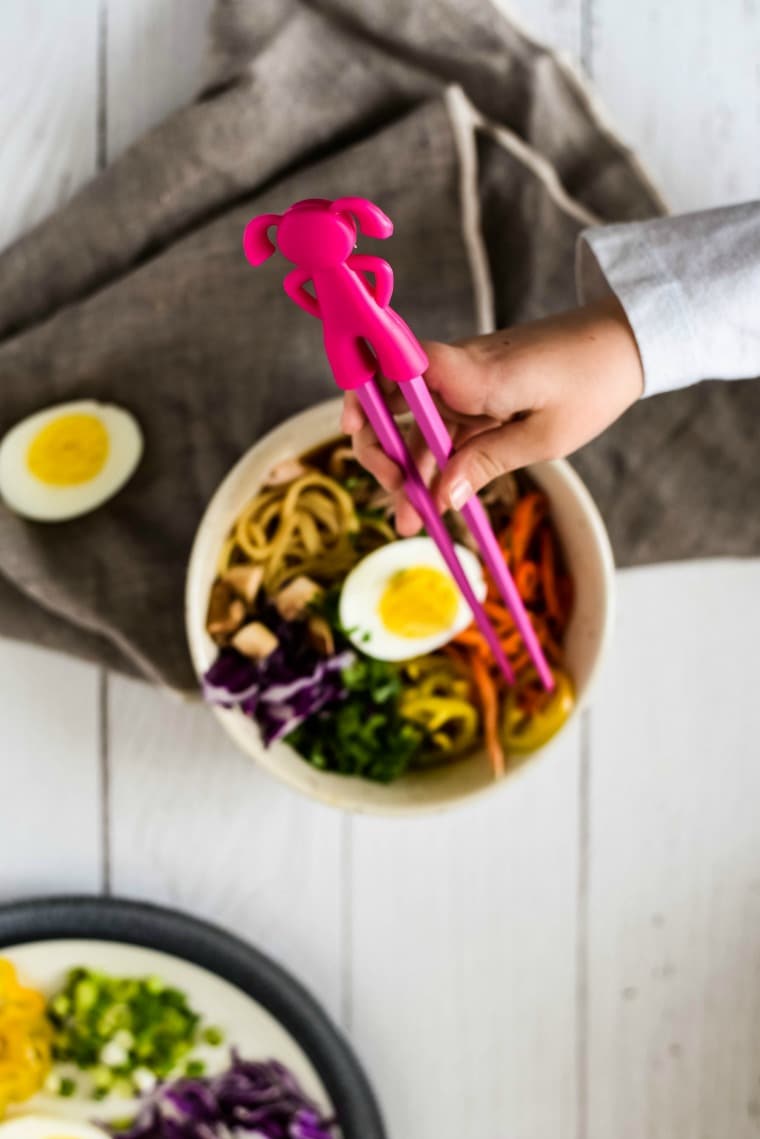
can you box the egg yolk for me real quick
[378,566,458,638]
[26,413,109,486]
[0,958,51,1113]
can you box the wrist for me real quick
[590,294,645,404]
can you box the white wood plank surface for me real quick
[106,675,346,1022]
[586,562,760,1139]
[350,725,583,1139]
[1,2,760,1138]
[105,0,213,161]
[0,0,103,902]
[0,0,99,253]
[0,639,102,897]
[590,0,760,210]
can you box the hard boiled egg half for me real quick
[0,1120,110,1139]
[0,401,142,522]
[339,536,486,660]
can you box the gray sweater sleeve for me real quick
[575,200,760,397]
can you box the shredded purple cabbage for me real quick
[110,1053,336,1139]
[203,617,354,745]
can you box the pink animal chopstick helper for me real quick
[243,196,554,691]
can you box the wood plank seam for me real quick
[340,814,354,1035]
[576,708,592,1139]
[580,0,595,78]
[99,667,112,895]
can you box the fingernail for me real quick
[448,475,473,512]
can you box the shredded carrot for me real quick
[531,615,563,664]
[510,492,547,564]
[484,598,514,626]
[515,560,540,603]
[540,525,562,623]
[510,649,532,675]
[446,481,575,767]
[469,651,505,777]
[453,628,490,652]
[453,615,556,669]
[497,629,522,657]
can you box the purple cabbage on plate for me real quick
[110,1053,336,1139]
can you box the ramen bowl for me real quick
[186,399,614,814]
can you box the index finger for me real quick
[341,392,365,434]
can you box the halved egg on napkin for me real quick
[0,400,142,522]
[339,535,486,660]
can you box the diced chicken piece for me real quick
[274,575,324,621]
[222,563,263,606]
[231,621,279,661]
[206,580,247,642]
[263,458,308,487]
[307,614,334,656]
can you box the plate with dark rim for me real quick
[0,895,385,1139]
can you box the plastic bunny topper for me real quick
[242,197,428,391]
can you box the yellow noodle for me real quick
[219,459,372,598]
[297,511,322,555]
[216,535,237,575]
[299,491,342,534]
[246,520,268,549]
[327,444,355,479]
[263,513,303,588]
[235,516,269,563]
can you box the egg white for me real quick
[0,401,143,522]
[0,1117,110,1139]
[339,536,486,661]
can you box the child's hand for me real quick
[341,295,644,535]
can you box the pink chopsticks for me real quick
[243,196,554,690]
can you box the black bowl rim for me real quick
[0,894,385,1139]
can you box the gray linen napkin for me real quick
[0,0,753,691]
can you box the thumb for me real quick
[437,417,545,511]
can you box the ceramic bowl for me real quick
[186,399,615,814]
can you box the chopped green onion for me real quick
[49,994,70,1019]
[46,966,215,1100]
